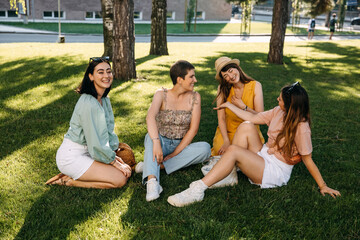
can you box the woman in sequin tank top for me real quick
[139,60,211,202]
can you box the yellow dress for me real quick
[211,81,265,156]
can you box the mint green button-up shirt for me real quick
[64,94,119,164]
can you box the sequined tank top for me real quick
[155,89,196,139]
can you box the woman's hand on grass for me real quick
[319,185,341,199]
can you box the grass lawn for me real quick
[1,21,359,35]
[0,40,359,239]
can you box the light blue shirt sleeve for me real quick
[65,94,119,164]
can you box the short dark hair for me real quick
[169,60,195,85]
[76,59,112,98]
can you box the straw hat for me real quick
[215,57,240,81]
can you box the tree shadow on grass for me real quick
[135,54,161,66]
[14,186,130,240]
[0,55,141,239]
[0,56,138,161]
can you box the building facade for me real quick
[0,0,231,22]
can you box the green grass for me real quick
[2,21,359,35]
[0,40,359,239]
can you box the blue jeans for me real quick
[142,133,211,184]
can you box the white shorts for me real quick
[56,138,94,180]
[250,144,293,189]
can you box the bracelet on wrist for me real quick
[110,159,116,165]
[152,137,160,141]
[243,105,248,111]
[318,183,327,190]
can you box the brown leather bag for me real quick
[115,143,136,171]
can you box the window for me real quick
[54,11,64,18]
[195,11,205,20]
[85,11,102,20]
[44,11,52,17]
[43,11,65,19]
[134,11,142,20]
[167,11,175,20]
[7,10,18,17]
[0,11,6,17]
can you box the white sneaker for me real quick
[135,162,144,173]
[210,166,238,189]
[167,180,207,207]
[146,178,163,202]
[201,156,238,189]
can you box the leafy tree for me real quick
[9,0,26,14]
[304,0,334,17]
[291,0,302,28]
[186,0,196,31]
[150,0,169,55]
[112,0,136,80]
[227,0,254,34]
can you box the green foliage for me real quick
[292,0,302,28]
[186,0,196,32]
[303,0,335,17]
[0,40,359,239]
[9,0,26,14]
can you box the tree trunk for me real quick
[325,11,331,27]
[150,0,168,55]
[101,0,113,58]
[113,0,136,81]
[267,0,289,64]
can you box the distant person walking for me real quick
[329,14,337,40]
[308,18,316,40]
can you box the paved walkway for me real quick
[0,24,56,34]
[1,24,359,43]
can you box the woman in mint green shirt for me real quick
[46,57,131,188]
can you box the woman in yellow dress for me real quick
[211,57,264,156]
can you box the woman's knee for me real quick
[226,144,240,154]
[195,142,211,157]
[236,121,256,133]
[112,174,128,188]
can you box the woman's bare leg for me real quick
[232,121,263,152]
[202,122,265,187]
[54,161,128,189]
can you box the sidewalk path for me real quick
[0,24,56,34]
[1,24,359,43]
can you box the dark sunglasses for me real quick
[89,56,110,63]
[286,81,300,94]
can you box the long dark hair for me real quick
[215,63,254,103]
[275,83,311,158]
[76,59,112,98]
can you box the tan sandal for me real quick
[48,175,72,186]
[45,173,64,185]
